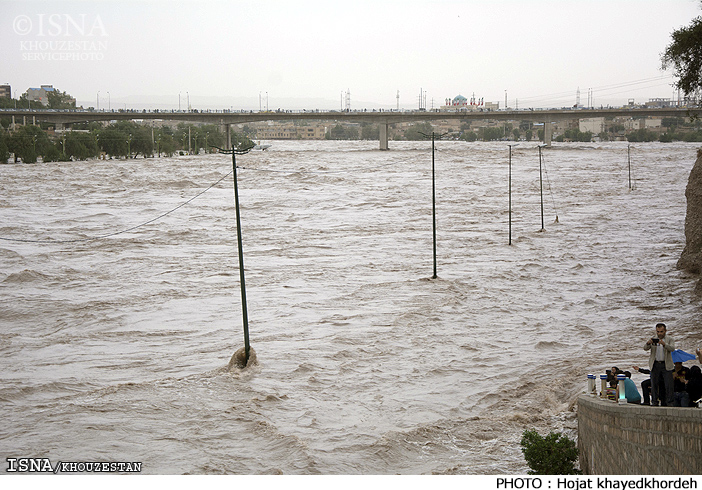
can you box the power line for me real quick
[0,170,234,244]
[516,75,675,106]
[0,158,407,244]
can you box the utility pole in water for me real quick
[538,145,546,231]
[420,131,450,279]
[214,141,255,367]
[507,144,519,245]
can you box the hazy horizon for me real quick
[2,0,701,111]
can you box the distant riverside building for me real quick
[27,85,55,106]
[0,84,10,98]
[256,123,326,140]
[624,117,662,131]
[579,117,605,134]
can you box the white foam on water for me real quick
[0,140,700,474]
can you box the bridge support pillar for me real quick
[225,123,232,150]
[543,121,552,147]
[379,122,388,150]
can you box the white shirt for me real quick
[655,341,665,361]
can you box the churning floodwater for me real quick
[1,140,701,474]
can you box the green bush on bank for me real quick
[520,429,581,475]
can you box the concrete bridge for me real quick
[4,106,702,150]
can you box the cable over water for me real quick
[0,157,403,244]
[0,169,235,244]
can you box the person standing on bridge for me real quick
[644,322,676,406]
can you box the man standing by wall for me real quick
[644,322,676,406]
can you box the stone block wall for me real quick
[577,395,702,474]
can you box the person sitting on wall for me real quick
[621,371,642,404]
[607,367,625,387]
[607,368,617,387]
[633,365,665,406]
[685,365,702,408]
[673,361,691,407]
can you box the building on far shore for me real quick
[255,122,327,140]
[580,117,605,134]
[27,85,57,106]
[26,84,76,107]
[0,84,10,98]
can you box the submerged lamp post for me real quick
[419,131,450,279]
[538,145,546,231]
[628,144,632,190]
[215,141,255,367]
[507,144,519,245]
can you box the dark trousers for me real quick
[641,377,666,406]
[650,361,674,406]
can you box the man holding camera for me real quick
[644,322,676,406]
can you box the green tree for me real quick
[662,14,702,95]
[98,127,129,158]
[231,131,254,150]
[460,131,478,142]
[404,122,434,140]
[563,129,593,142]
[327,123,359,140]
[682,130,702,141]
[42,142,64,162]
[105,121,152,158]
[627,128,657,142]
[155,130,176,157]
[130,128,153,158]
[520,429,581,475]
[193,124,225,152]
[660,132,677,142]
[241,125,256,138]
[64,132,99,160]
[480,126,505,141]
[609,123,625,134]
[361,123,379,140]
[17,93,44,110]
[8,125,51,163]
[47,89,76,109]
[662,117,684,129]
[0,132,10,163]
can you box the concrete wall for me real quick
[577,395,702,475]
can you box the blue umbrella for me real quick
[672,349,696,363]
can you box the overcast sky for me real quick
[2,0,701,110]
